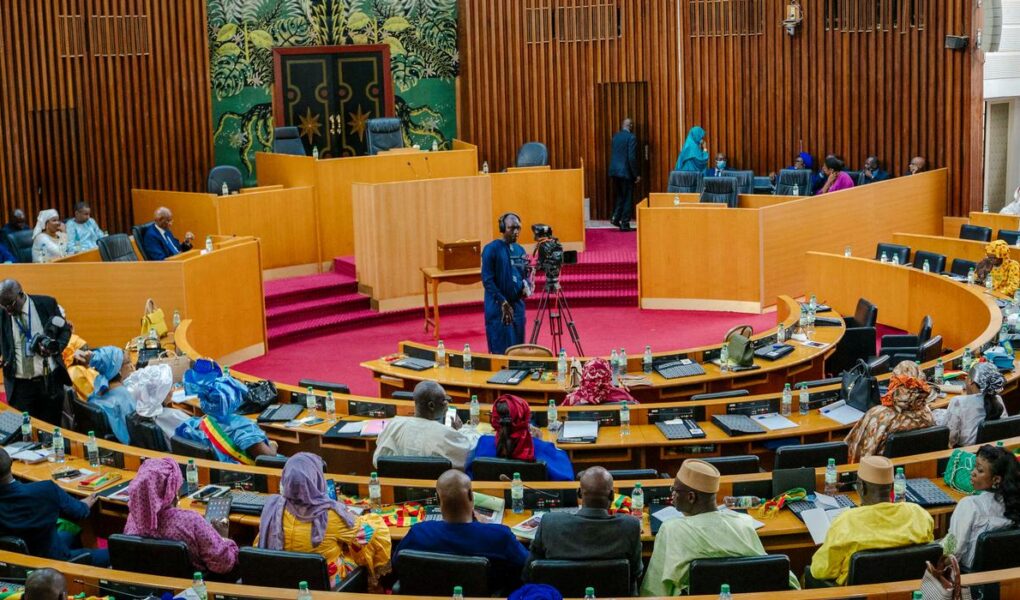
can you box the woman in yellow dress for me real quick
[975,239,1020,297]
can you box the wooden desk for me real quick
[892,232,1020,265]
[968,211,1020,235]
[422,266,482,339]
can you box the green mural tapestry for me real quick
[208,0,458,183]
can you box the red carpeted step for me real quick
[266,293,371,326]
[264,272,359,308]
[333,256,357,278]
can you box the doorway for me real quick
[594,82,649,221]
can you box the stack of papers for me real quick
[472,492,505,525]
[751,413,799,431]
[719,507,765,530]
[819,400,865,425]
[801,494,852,545]
[334,420,389,436]
[4,441,51,464]
[511,513,545,540]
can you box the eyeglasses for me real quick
[0,292,23,311]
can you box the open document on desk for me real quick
[819,400,864,425]
[802,494,852,544]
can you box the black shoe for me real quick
[610,218,619,227]
[619,222,632,232]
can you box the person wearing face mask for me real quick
[705,153,728,178]
[859,156,889,185]
[30,209,67,263]
[1000,185,1020,216]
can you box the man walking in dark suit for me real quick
[525,466,643,594]
[0,279,70,425]
[608,118,640,232]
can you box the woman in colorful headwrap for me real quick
[124,363,190,446]
[935,361,1008,447]
[562,357,636,407]
[87,347,136,444]
[173,359,277,464]
[124,457,239,576]
[845,360,937,462]
[975,240,1020,297]
[256,453,391,587]
[467,394,573,481]
[674,126,709,172]
[31,209,67,263]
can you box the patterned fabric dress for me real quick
[975,240,1020,297]
[845,361,935,462]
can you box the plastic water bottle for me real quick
[891,254,900,265]
[643,345,653,374]
[148,327,158,342]
[825,458,838,495]
[220,181,229,196]
[193,572,208,600]
[844,246,852,257]
[807,305,817,335]
[723,496,762,509]
[962,347,973,372]
[557,349,567,385]
[547,399,560,431]
[719,344,730,373]
[987,274,995,291]
[52,428,64,463]
[511,472,524,513]
[672,195,681,206]
[432,140,439,152]
[584,588,596,600]
[809,294,818,310]
[305,386,317,417]
[324,391,336,422]
[205,235,214,253]
[894,467,907,502]
[436,340,446,368]
[912,592,923,600]
[620,403,630,436]
[618,348,628,375]
[312,146,319,159]
[718,583,732,600]
[368,471,382,513]
[482,161,489,174]
[296,581,313,600]
[172,309,181,330]
[798,305,808,330]
[186,459,199,493]
[934,358,945,385]
[1002,323,1010,344]
[880,251,888,263]
[469,395,480,427]
[631,482,644,518]
[20,412,30,442]
[463,344,473,372]
[799,384,809,416]
[86,431,100,468]
[609,349,619,386]
[967,268,976,285]
[777,322,786,343]
[792,182,799,196]
[452,586,464,600]
[922,259,930,273]
[781,383,792,417]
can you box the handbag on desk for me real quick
[139,298,168,338]
[920,555,971,600]
[841,359,879,411]
[724,325,754,367]
[147,352,191,382]
[943,449,976,494]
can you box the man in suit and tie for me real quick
[608,118,640,232]
[141,207,194,261]
[0,279,70,425]
[525,466,643,594]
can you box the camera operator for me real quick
[482,213,531,354]
[0,279,70,424]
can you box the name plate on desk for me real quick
[437,239,481,271]
[647,406,705,423]
[348,400,396,418]
[801,389,842,411]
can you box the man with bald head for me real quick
[140,206,194,260]
[906,156,928,176]
[393,470,528,592]
[373,381,481,470]
[525,467,643,593]
[23,568,66,600]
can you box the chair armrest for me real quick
[880,334,920,349]
[68,551,92,565]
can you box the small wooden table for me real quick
[421,266,482,339]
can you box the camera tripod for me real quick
[529,280,583,356]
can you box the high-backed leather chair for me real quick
[298,379,351,395]
[689,555,791,595]
[997,229,1020,245]
[700,455,760,475]
[239,547,366,591]
[170,435,218,460]
[666,170,703,194]
[472,457,547,481]
[948,258,977,277]
[254,454,288,469]
[844,298,878,328]
[365,118,404,155]
[845,170,862,186]
[505,344,553,357]
[70,394,115,440]
[527,559,631,597]
[776,169,812,196]
[846,544,943,585]
[108,534,193,578]
[4,230,33,263]
[132,222,154,260]
[207,165,243,195]
[976,415,1020,444]
[884,426,950,458]
[774,441,849,469]
[395,550,491,596]
[97,234,138,262]
[960,224,993,242]
[700,176,738,208]
[125,414,168,452]
[972,528,1020,572]
[875,243,910,264]
[377,456,452,479]
[912,250,947,273]
[879,315,933,364]
[273,126,307,156]
[515,142,549,168]
[721,169,754,194]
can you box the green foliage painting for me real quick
[208,0,458,183]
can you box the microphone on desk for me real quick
[499,473,560,498]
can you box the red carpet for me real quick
[237,305,778,396]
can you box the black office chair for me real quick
[472,457,548,481]
[97,234,138,262]
[884,425,950,458]
[847,543,943,585]
[273,126,307,156]
[377,456,453,479]
[666,170,703,194]
[125,414,169,452]
[604,468,667,480]
[875,243,910,265]
[844,298,878,328]
[239,547,366,591]
[948,258,978,278]
[4,230,33,263]
[298,379,351,395]
[960,224,993,242]
[721,169,754,195]
[753,175,774,194]
[972,528,1020,572]
[527,559,631,597]
[254,454,288,468]
[879,315,933,364]
[775,169,812,196]
[689,555,791,595]
[208,165,243,195]
[998,229,1020,246]
[109,534,193,578]
[700,455,760,475]
[70,395,116,440]
[170,435,218,460]
[515,142,549,168]
[976,415,1020,444]
[365,118,404,155]
[913,250,947,273]
[395,550,491,596]
[700,176,739,208]
[827,326,876,377]
[774,441,849,469]
[0,535,91,566]
[845,170,862,186]
[132,222,154,260]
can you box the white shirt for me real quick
[10,297,55,379]
[31,233,67,263]
[372,416,481,471]
[934,394,1008,447]
[945,492,1012,569]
